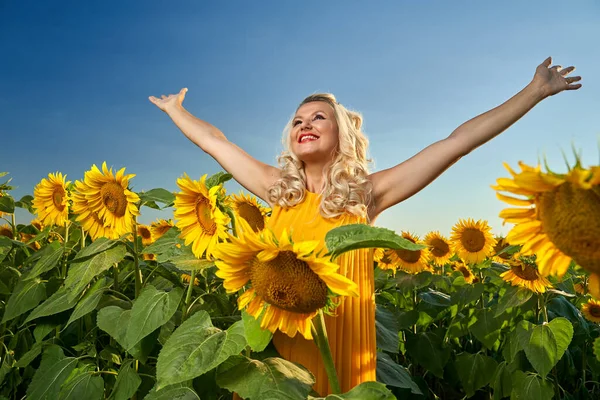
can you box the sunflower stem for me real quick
[10,213,17,241]
[132,218,142,298]
[182,269,197,321]
[312,309,341,394]
[61,221,70,279]
[80,226,86,249]
[225,209,237,238]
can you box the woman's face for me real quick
[289,101,339,163]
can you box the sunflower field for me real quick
[0,158,599,400]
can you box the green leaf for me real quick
[469,309,502,349]
[34,322,59,343]
[594,337,600,361]
[142,227,186,262]
[0,236,13,262]
[395,271,432,292]
[405,331,450,378]
[547,297,589,334]
[242,310,272,352]
[419,290,451,307]
[325,224,425,259]
[205,171,233,188]
[455,352,498,397]
[15,195,34,213]
[501,329,522,365]
[510,371,554,399]
[517,318,573,378]
[139,188,175,207]
[143,383,200,400]
[23,241,64,280]
[0,195,15,213]
[23,285,78,324]
[15,341,43,368]
[58,364,104,400]
[169,252,214,272]
[125,285,183,350]
[309,382,396,399]
[375,306,399,353]
[26,345,78,400]
[110,360,141,400]
[494,286,533,317]
[71,237,120,262]
[65,243,126,301]
[376,352,421,394]
[492,361,512,400]
[65,278,111,327]
[215,355,315,400]
[1,278,47,323]
[156,311,247,389]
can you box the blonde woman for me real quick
[149,57,580,396]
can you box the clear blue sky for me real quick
[2,1,599,238]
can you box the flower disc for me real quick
[450,218,496,264]
[582,299,600,323]
[231,193,270,233]
[32,172,71,226]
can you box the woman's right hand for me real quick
[148,88,188,114]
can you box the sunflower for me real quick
[150,218,174,240]
[174,173,229,259]
[385,232,431,274]
[500,257,551,294]
[181,273,200,286]
[373,248,398,272]
[450,218,496,265]
[574,281,587,295]
[424,231,452,266]
[30,218,44,232]
[452,261,475,284]
[491,236,513,264]
[492,161,600,296]
[20,232,41,250]
[213,219,358,340]
[143,253,156,261]
[72,190,118,241]
[581,299,600,323]
[0,224,13,239]
[230,192,270,233]
[32,172,71,226]
[137,224,153,246]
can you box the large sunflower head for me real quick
[137,224,154,246]
[450,218,496,265]
[374,248,398,273]
[72,190,118,241]
[581,299,600,323]
[73,162,140,239]
[500,255,551,294]
[174,173,230,259]
[214,220,358,340]
[230,192,270,233]
[424,231,452,266]
[0,224,13,239]
[388,232,431,274]
[32,172,71,226]
[492,160,600,297]
[150,218,174,240]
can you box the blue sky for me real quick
[1,1,599,239]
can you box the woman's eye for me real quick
[314,114,324,120]
[293,120,301,126]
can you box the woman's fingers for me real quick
[560,66,576,76]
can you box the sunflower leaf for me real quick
[455,352,498,397]
[1,278,47,323]
[325,224,425,259]
[26,345,78,400]
[58,364,104,400]
[309,381,396,400]
[139,188,175,208]
[205,171,233,189]
[15,195,34,213]
[22,241,64,281]
[143,383,200,400]
[22,285,78,324]
[593,337,600,362]
[156,310,247,389]
[469,308,502,349]
[65,243,127,301]
[405,331,450,378]
[375,306,399,353]
[215,355,315,400]
[142,227,186,261]
[376,352,421,394]
[109,360,142,400]
[492,361,513,400]
[510,371,554,400]
[494,286,533,317]
[71,237,120,263]
[65,277,111,328]
[0,194,15,213]
[242,311,272,352]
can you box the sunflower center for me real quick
[237,203,265,232]
[100,182,128,217]
[510,263,539,281]
[250,250,328,313]
[0,227,14,239]
[139,227,151,240]
[195,196,216,234]
[589,304,600,318]
[430,238,450,257]
[380,251,394,265]
[537,183,600,273]
[52,187,66,211]
[460,228,486,252]
[493,239,511,260]
[457,266,470,278]
[394,237,421,264]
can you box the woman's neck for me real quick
[303,161,328,193]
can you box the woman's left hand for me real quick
[532,56,582,98]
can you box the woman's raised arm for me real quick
[149,88,280,204]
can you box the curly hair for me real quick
[267,93,372,219]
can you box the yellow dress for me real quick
[268,191,377,396]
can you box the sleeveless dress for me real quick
[266,191,377,396]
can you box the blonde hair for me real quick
[267,93,372,219]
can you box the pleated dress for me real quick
[266,190,377,396]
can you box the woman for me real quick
[149,57,581,396]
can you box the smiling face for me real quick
[289,101,339,163]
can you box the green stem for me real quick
[182,269,197,321]
[80,226,86,249]
[311,310,341,394]
[10,213,17,240]
[61,222,70,279]
[542,294,549,323]
[132,218,142,298]
[225,209,237,237]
